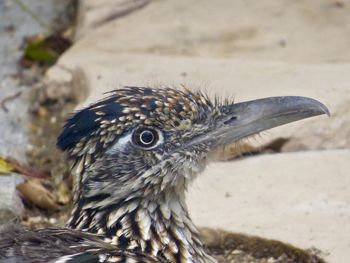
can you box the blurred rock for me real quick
[0,0,73,160]
[0,175,23,224]
[76,0,152,39]
[281,99,350,151]
[73,0,350,63]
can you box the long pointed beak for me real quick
[188,96,329,148]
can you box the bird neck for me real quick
[67,177,215,263]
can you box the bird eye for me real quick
[132,128,159,148]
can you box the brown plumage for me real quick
[0,86,329,263]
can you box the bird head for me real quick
[57,86,329,202]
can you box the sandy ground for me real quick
[47,1,350,262]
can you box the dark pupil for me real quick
[140,130,154,145]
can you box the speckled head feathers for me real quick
[57,86,216,160]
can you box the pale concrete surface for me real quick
[46,0,350,262]
[75,0,151,39]
[188,150,350,263]
[73,0,350,63]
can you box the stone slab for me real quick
[73,0,350,63]
[75,0,152,39]
[188,150,350,263]
[0,175,23,224]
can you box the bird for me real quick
[0,224,164,263]
[0,86,329,263]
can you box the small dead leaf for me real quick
[56,181,71,205]
[5,157,50,179]
[17,179,62,210]
[0,157,14,174]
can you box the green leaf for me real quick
[0,157,14,174]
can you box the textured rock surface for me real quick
[0,175,23,223]
[0,0,71,223]
[73,0,350,62]
[75,0,152,39]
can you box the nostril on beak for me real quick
[223,116,238,125]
